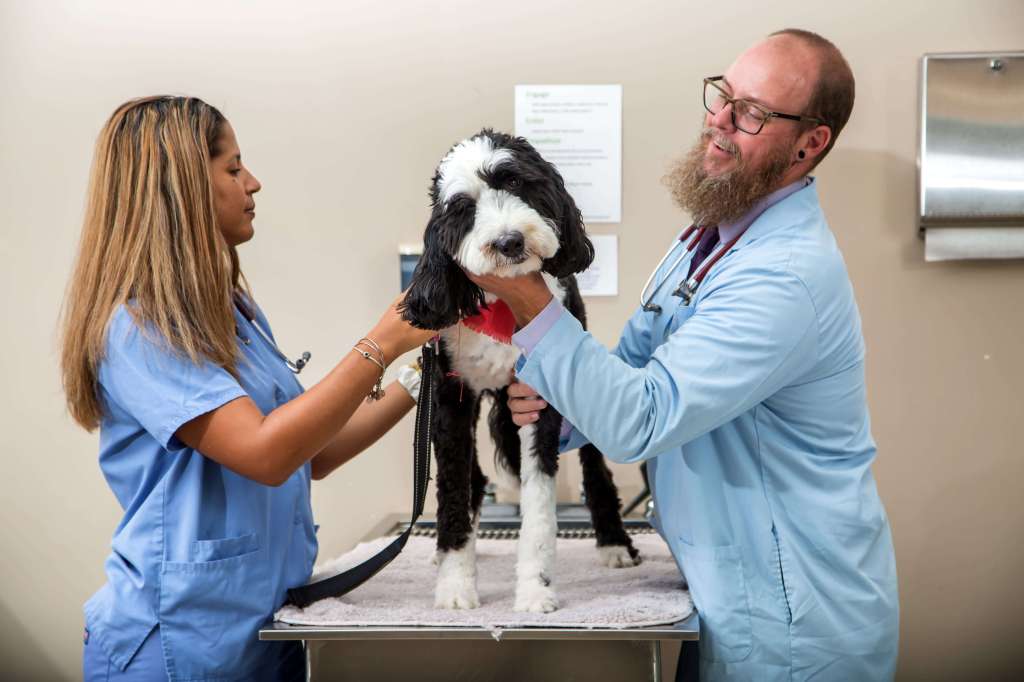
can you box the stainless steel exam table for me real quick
[260,508,699,682]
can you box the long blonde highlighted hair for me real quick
[61,96,247,431]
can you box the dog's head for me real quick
[400,129,593,329]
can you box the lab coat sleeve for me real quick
[550,304,653,452]
[610,304,654,369]
[516,263,819,463]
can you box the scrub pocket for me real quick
[679,539,754,663]
[160,533,270,680]
[191,530,259,562]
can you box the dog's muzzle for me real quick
[492,231,526,259]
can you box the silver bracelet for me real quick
[352,338,386,401]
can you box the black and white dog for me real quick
[401,130,639,613]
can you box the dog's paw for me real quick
[514,582,559,613]
[434,581,480,610]
[597,544,642,568]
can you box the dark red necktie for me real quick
[687,227,720,278]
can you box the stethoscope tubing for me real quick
[639,226,702,313]
[640,225,743,313]
[234,296,310,374]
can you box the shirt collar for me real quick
[717,176,811,244]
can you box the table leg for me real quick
[651,640,662,682]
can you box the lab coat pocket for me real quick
[160,537,271,679]
[678,540,753,663]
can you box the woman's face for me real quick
[209,122,261,246]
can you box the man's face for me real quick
[664,36,819,225]
[703,36,816,178]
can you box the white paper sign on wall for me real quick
[575,234,618,297]
[515,84,622,224]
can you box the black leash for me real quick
[284,340,436,609]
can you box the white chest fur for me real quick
[440,326,520,392]
[439,274,565,394]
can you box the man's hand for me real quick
[464,270,553,327]
[508,378,548,426]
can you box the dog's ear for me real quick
[504,135,594,278]
[400,207,484,330]
[543,197,594,278]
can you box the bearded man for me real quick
[468,28,899,681]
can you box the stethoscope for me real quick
[639,225,744,313]
[234,295,311,374]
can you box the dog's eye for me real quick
[505,177,522,191]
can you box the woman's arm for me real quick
[175,297,434,486]
[309,378,415,480]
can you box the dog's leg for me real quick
[488,386,522,490]
[433,386,481,609]
[514,410,561,613]
[555,279,639,566]
[470,456,488,519]
[579,444,641,567]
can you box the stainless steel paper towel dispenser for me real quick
[918,52,1024,235]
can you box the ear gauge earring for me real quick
[797,150,806,160]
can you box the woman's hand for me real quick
[464,270,553,327]
[367,293,437,362]
[508,377,548,426]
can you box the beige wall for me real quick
[2,1,1022,679]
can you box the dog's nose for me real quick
[493,232,525,258]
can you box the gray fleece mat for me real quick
[275,532,692,629]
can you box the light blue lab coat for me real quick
[515,181,899,680]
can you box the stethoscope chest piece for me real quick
[292,351,311,373]
[672,280,696,306]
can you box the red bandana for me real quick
[461,300,516,344]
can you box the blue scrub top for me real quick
[517,181,899,681]
[85,298,317,680]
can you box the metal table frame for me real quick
[260,614,698,682]
[262,510,697,681]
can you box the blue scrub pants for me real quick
[83,626,305,681]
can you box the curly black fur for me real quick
[406,129,636,566]
[400,129,594,330]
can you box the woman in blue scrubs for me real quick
[60,96,434,680]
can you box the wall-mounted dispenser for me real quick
[918,51,1024,261]
[399,243,422,290]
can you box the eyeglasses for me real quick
[703,76,826,135]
